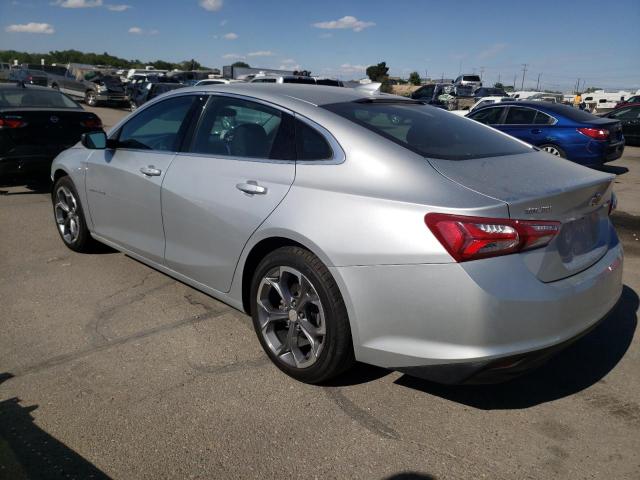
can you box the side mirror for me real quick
[81,131,107,149]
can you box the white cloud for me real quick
[477,43,507,60]
[222,53,245,59]
[199,0,223,11]
[106,4,130,11]
[312,15,375,32]
[5,22,55,34]
[279,64,300,70]
[248,50,274,57]
[128,26,158,35]
[340,63,367,73]
[281,58,296,64]
[223,32,238,40]
[52,0,102,7]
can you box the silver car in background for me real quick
[51,84,623,384]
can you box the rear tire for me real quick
[52,176,95,252]
[51,83,59,90]
[250,246,355,384]
[540,144,566,158]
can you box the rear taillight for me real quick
[577,127,609,141]
[81,117,103,129]
[0,116,27,129]
[425,213,561,262]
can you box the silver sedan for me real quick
[51,84,623,384]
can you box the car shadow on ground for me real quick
[392,285,638,410]
[0,389,111,479]
[0,177,52,195]
[597,165,629,175]
[384,473,436,480]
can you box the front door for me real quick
[85,94,198,263]
[162,95,297,292]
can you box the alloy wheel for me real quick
[54,186,80,244]
[256,266,326,369]
[542,145,561,156]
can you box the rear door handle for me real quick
[140,166,162,176]
[531,128,542,134]
[236,181,267,195]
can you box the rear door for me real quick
[85,94,199,263]
[467,105,506,127]
[161,94,296,292]
[500,106,545,145]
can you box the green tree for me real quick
[231,61,250,68]
[408,71,421,86]
[494,82,504,89]
[366,61,389,82]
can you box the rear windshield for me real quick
[0,89,80,108]
[323,101,531,160]
[542,103,600,122]
[316,79,342,87]
[463,75,481,82]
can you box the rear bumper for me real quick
[578,139,624,166]
[331,230,623,384]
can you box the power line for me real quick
[536,73,542,90]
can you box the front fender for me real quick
[51,147,93,230]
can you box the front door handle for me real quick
[140,166,162,176]
[531,128,542,134]
[236,181,267,195]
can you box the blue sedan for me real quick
[466,101,625,167]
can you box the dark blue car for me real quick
[466,101,625,167]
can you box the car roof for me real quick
[179,83,386,107]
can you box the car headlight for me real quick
[97,85,108,92]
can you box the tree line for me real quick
[0,49,211,71]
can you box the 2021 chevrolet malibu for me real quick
[51,84,623,384]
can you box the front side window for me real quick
[324,101,529,160]
[413,85,435,99]
[190,96,295,159]
[469,106,504,125]
[504,107,537,124]
[118,95,196,151]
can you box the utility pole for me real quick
[480,66,485,80]
[497,73,501,84]
[520,63,528,90]
[536,73,542,91]
[575,78,580,94]
[513,74,517,89]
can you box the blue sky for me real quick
[1,0,639,92]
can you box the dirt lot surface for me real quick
[1,105,639,479]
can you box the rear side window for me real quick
[324,101,529,160]
[504,107,537,124]
[296,120,332,160]
[190,96,295,160]
[534,111,555,124]
[283,77,316,85]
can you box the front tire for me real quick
[52,176,95,252]
[540,144,566,158]
[84,90,98,107]
[250,246,355,383]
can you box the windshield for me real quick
[323,101,530,160]
[463,75,481,82]
[0,89,80,108]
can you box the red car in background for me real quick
[615,95,640,109]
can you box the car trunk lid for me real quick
[427,150,615,282]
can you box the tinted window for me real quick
[118,95,195,151]
[316,79,342,87]
[190,96,295,159]
[610,107,640,120]
[469,106,504,124]
[463,75,481,82]
[533,111,555,124]
[296,121,332,160]
[504,107,537,124]
[0,89,79,108]
[324,102,529,160]
[413,85,435,99]
[253,78,277,83]
[283,77,316,85]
